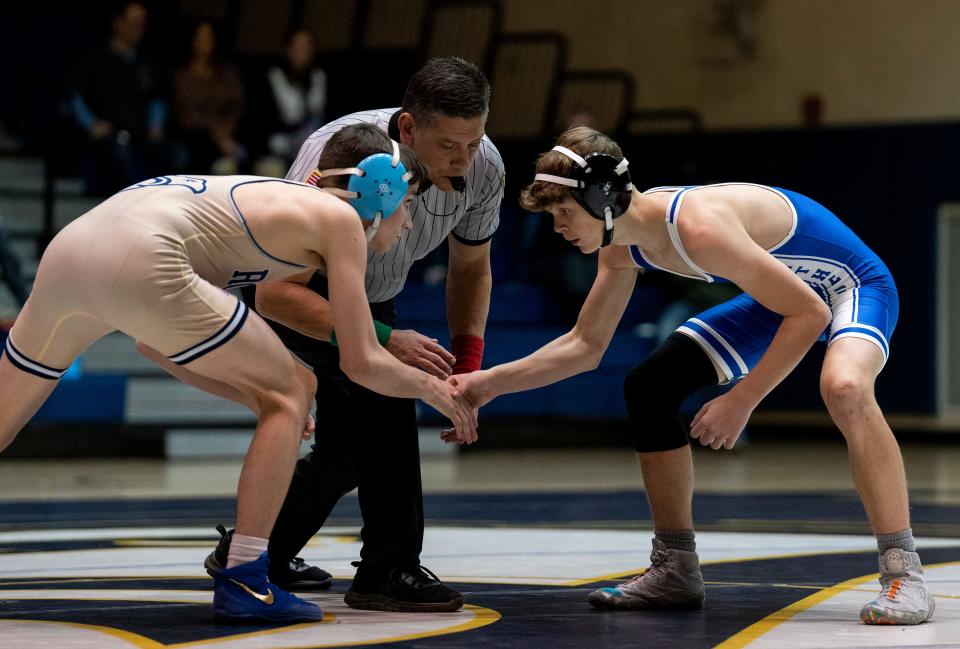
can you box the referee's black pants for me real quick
[265,298,425,586]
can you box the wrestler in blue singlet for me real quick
[629,183,898,383]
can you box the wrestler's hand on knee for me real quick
[690,394,751,450]
[386,329,456,378]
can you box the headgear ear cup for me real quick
[308,139,411,241]
[534,146,634,247]
[576,154,632,220]
[346,153,409,221]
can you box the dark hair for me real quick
[401,57,490,126]
[520,126,624,212]
[315,123,431,192]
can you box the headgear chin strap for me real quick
[534,145,633,247]
[308,139,412,241]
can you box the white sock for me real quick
[226,533,268,569]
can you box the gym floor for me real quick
[1,437,958,648]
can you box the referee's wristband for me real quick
[451,334,484,374]
[329,320,393,348]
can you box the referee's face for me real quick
[399,113,486,192]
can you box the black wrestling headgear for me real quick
[534,146,633,247]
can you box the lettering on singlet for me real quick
[779,256,856,308]
[122,175,208,194]
[226,269,269,288]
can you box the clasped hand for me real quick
[437,371,490,445]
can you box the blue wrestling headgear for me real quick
[535,146,633,247]
[307,139,412,241]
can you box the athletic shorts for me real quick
[676,278,898,384]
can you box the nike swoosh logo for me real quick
[228,577,275,605]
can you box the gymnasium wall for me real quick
[501,0,960,129]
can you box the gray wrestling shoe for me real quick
[588,539,705,610]
[860,548,934,625]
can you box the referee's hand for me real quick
[386,329,456,378]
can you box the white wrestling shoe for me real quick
[860,548,934,625]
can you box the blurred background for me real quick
[1,0,959,458]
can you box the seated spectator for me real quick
[171,21,245,175]
[255,28,327,177]
[71,1,177,194]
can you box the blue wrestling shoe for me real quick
[212,553,324,624]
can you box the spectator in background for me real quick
[255,28,327,178]
[171,21,246,175]
[71,1,176,194]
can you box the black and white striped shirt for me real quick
[288,107,505,302]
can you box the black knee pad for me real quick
[625,333,718,453]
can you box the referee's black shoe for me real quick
[344,562,463,612]
[204,524,333,591]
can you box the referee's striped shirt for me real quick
[288,107,505,303]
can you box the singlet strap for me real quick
[664,187,714,283]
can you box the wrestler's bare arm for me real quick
[250,188,428,394]
[678,196,831,408]
[316,210,477,439]
[231,185,476,439]
[464,247,639,406]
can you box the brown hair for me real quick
[519,126,624,212]
[315,123,431,193]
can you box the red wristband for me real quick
[451,334,484,374]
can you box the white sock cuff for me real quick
[226,533,269,569]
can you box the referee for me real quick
[212,57,502,612]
